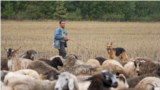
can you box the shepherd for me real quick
[54,20,69,58]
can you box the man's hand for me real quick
[64,36,69,41]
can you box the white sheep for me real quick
[102,59,124,69]
[111,74,129,90]
[54,72,79,90]
[135,77,160,90]
[124,61,138,78]
[3,72,57,90]
[14,69,40,79]
[86,59,101,67]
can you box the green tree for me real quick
[1,1,14,19]
[123,2,135,21]
[25,5,42,19]
[53,1,67,19]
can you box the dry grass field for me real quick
[1,20,160,62]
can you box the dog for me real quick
[106,42,129,62]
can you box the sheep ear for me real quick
[15,47,21,52]
[68,78,74,90]
[85,77,93,81]
[140,60,146,63]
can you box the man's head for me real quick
[59,20,65,29]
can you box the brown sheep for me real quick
[95,57,107,65]
[18,49,37,60]
[4,47,32,71]
[134,57,160,75]
[27,60,59,81]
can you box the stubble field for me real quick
[1,20,160,62]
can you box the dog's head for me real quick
[107,42,113,53]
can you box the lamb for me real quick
[18,49,37,60]
[86,59,101,67]
[127,68,160,88]
[4,47,32,71]
[95,57,107,65]
[27,60,59,81]
[3,72,57,90]
[14,69,40,79]
[38,56,63,70]
[1,57,9,70]
[86,70,118,90]
[54,72,79,90]
[135,77,160,90]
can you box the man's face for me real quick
[60,21,65,28]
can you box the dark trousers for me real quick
[58,42,67,58]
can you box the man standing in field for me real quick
[54,20,69,58]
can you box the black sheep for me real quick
[86,70,118,90]
[95,57,107,65]
[38,57,63,70]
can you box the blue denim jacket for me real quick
[54,27,68,49]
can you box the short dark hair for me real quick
[59,20,65,24]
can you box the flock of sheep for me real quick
[1,47,160,90]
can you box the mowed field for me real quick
[1,20,160,62]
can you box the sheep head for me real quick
[4,47,21,59]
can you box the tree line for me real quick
[1,1,160,21]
